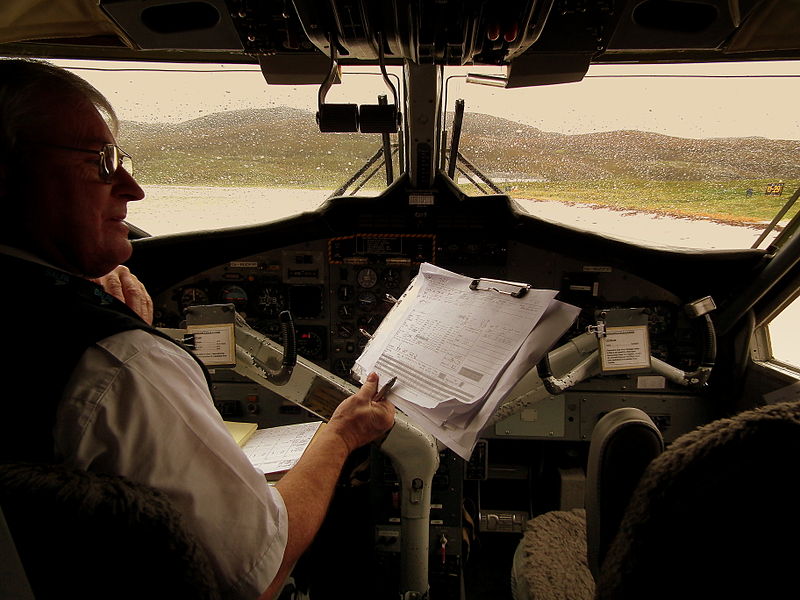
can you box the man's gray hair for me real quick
[0,59,117,161]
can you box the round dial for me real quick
[358,292,377,311]
[357,268,378,289]
[336,323,355,338]
[382,268,401,289]
[179,287,209,309]
[358,314,379,334]
[334,358,354,378]
[220,285,248,308]
[259,285,286,317]
[297,329,323,359]
[338,285,354,301]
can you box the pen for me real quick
[374,376,397,402]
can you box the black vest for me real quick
[0,253,211,463]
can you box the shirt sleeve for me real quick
[54,329,287,599]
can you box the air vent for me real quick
[101,0,242,50]
[607,0,736,50]
[140,2,221,34]
[633,0,719,33]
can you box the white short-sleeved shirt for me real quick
[54,328,288,599]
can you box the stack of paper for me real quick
[237,421,323,480]
[353,263,580,460]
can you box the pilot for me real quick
[0,58,395,599]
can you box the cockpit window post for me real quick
[447,98,465,180]
[404,63,442,189]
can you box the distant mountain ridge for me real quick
[119,107,800,186]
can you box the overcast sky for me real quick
[55,59,800,141]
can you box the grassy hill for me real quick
[119,107,800,185]
[119,107,383,188]
[117,108,800,222]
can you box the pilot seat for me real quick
[512,399,800,599]
[0,462,221,599]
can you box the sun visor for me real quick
[505,52,591,87]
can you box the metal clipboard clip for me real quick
[469,277,531,298]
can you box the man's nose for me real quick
[113,167,145,201]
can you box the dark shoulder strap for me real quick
[0,254,213,463]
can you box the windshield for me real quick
[449,62,800,250]
[55,60,402,235]
[54,59,799,249]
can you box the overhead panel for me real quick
[292,0,558,66]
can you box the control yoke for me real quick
[538,298,717,394]
[167,304,439,600]
[493,299,718,423]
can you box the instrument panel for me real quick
[150,228,719,598]
[153,231,715,442]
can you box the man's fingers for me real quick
[96,269,125,303]
[91,266,154,325]
[361,372,379,399]
[119,269,154,325]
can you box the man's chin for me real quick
[83,243,133,279]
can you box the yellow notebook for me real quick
[224,421,258,447]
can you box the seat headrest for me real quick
[0,462,221,600]
[598,400,800,600]
[586,407,664,580]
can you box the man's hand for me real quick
[326,372,396,454]
[264,373,395,600]
[91,265,154,325]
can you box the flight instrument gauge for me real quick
[382,268,401,289]
[338,285,354,301]
[297,329,324,359]
[180,287,209,310]
[259,285,286,317]
[337,323,355,338]
[334,358,354,378]
[357,268,378,289]
[358,292,377,311]
[358,315,379,334]
[220,285,248,309]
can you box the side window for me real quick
[767,296,800,368]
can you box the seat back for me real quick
[597,400,800,599]
[585,407,664,580]
[0,462,221,600]
[0,503,34,600]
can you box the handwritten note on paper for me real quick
[362,263,557,412]
[385,296,581,459]
[242,421,322,476]
[353,263,581,459]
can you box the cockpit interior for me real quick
[2,1,800,598]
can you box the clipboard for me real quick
[354,264,543,416]
[469,277,532,298]
[351,262,580,460]
[356,272,536,370]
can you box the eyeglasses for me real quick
[38,142,134,183]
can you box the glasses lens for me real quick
[120,153,133,178]
[100,145,133,181]
[100,144,117,181]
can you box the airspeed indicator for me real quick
[357,268,378,289]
